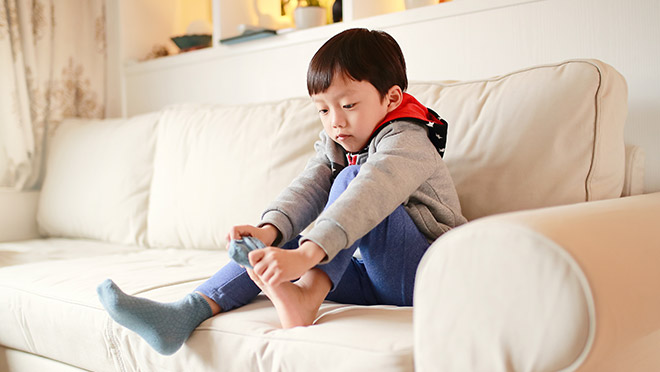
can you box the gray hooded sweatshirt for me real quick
[260,120,467,263]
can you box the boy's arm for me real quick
[304,122,440,263]
[259,131,340,245]
[248,123,439,284]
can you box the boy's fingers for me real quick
[267,272,280,287]
[227,225,257,241]
[231,228,246,240]
[261,264,282,286]
[251,251,271,277]
[248,249,264,268]
[226,227,240,241]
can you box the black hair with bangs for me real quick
[306,28,408,98]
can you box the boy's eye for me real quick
[343,103,355,109]
[318,109,328,115]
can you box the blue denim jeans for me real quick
[195,165,431,310]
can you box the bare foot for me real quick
[248,268,331,328]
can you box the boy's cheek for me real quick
[322,125,335,139]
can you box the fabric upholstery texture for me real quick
[414,221,593,371]
[408,60,628,220]
[37,113,161,246]
[0,244,413,372]
[414,192,660,372]
[623,144,645,196]
[0,60,641,372]
[146,99,320,250]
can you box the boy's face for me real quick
[312,75,394,153]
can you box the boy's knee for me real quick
[335,165,361,185]
[327,165,361,205]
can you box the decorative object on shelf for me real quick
[332,0,342,23]
[281,0,292,15]
[252,0,294,32]
[220,27,277,45]
[143,45,170,61]
[171,34,212,52]
[170,19,213,53]
[405,0,441,9]
[294,0,327,29]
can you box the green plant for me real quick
[299,0,321,7]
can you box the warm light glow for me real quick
[174,0,213,35]
[281,0,334,25]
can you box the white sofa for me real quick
[1,59,658,372]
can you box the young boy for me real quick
[97,28,466,356]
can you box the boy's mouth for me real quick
[336,134,350,141]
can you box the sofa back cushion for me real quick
[38,113,160,245]
[37,60,628,246]
[146,98,320,250]
[408,59,628,220]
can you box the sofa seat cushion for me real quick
[0,241,414,372]
[0,238,142,268]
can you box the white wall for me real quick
[119,0,660,193]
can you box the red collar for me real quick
[371,93,440,136]
[346,93,443,157]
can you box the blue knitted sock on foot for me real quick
[96,279,212,355]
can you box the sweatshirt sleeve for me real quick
[303,121,440,262]
[259,131,336,246]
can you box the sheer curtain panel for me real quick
[0,0,106,190]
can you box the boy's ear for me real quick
[385,85,403,113]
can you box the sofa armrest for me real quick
[414,193,660,372]
[622,144,645,196]
[0,190,41,242]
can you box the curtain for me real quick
[0,0,106,190]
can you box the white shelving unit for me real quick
[124,0,541,73]
[109,0,660,194]
[117,0,546,118]
[211,0,406,45]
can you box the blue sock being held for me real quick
[96,279,212,355]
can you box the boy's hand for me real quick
[249,241,327,286]
[227,224,279,247]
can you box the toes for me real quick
[246,269,266,291]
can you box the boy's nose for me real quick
[331,111,346,128]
